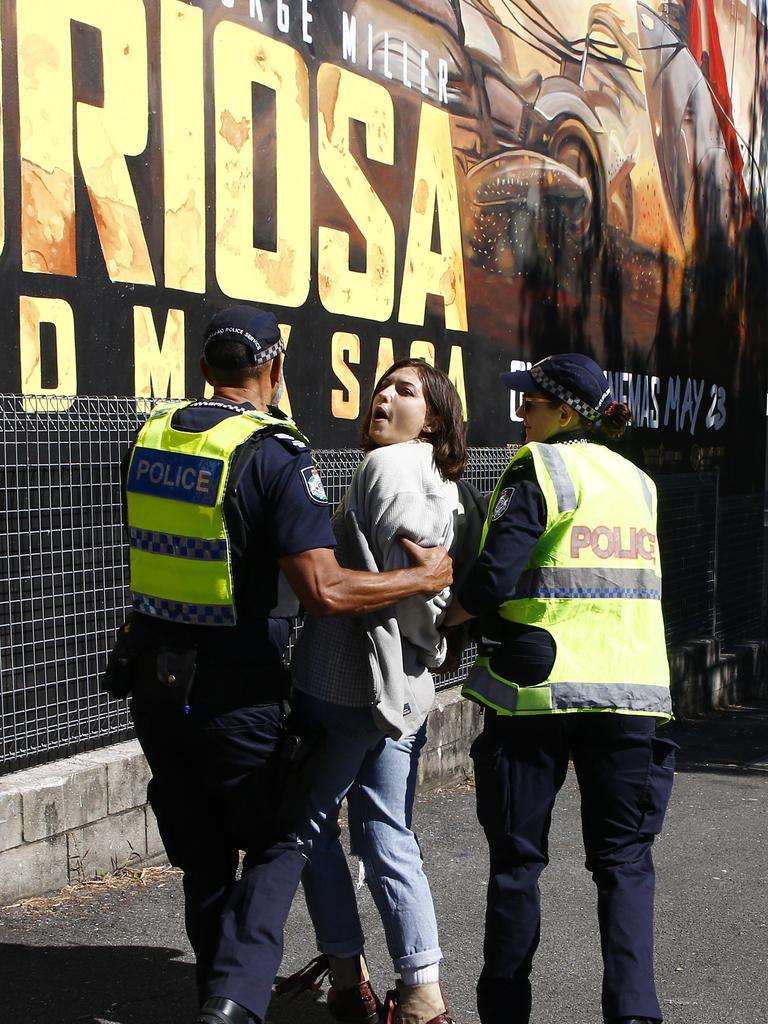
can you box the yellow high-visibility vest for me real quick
[125,401,307,626]
[462,441,672,720]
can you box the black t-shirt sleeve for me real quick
[245,439,336,556]
[458,459,547,617]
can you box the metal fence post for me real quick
[711,467,720,640]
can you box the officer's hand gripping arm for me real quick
[279,541,453,618]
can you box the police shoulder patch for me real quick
[273,431,307,452]
[491,486,515,521]
[300,464,329,505]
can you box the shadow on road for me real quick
[667,699,768,774]
[1,942,196,1023]
[0,942,341,1024]
[268,980,335,1024]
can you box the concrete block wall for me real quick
[668,638,768,718]
[418,687,483,789]
[0,689,478,906]
[2,643,766,905]
[0,742,164,906]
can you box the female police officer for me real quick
[446,353,677,1024]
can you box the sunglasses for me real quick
[518,397,556,413]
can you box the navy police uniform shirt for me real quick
[121,398,336,686]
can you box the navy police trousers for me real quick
[470,711,677,1024]
[132,695,304,1021]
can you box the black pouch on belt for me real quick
[154,647,198,713]
[276,707,325,831]
[101,617,137,699]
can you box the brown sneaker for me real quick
[383,981,455,1024]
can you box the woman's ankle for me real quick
[399,964,440,987]
[328,953,370,991]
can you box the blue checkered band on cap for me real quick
[530,362,610,421]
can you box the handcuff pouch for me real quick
[276,708,325,831]
[154,647,198,711]
[101,617,136,699]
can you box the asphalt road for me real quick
[1,703,766,1024]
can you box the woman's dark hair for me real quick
[596,401,632,439]
[361,358,468,481]
[546,394,632,440]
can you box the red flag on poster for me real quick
[688,0,747,199]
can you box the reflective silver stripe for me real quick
[515,566,662,600]
[129,527,227,561]
[462,664,519,712]
[636,468,654,516]
[463,666,671,716]
[536,444,577,512]
[551,682,672,715]
[133,593,235,626]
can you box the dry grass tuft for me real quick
[1,865,182,916]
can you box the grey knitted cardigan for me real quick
[291,441,461,740]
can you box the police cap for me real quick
[203,305,285,370]
[500,353,611,422]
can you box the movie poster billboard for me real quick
[0,1,766,489]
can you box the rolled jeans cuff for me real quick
[317,933,366,959]
[394,947,443,972]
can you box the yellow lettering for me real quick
[17,1,77,275]
[76,0,153,284]
[374,336,395,386]
[19,296,78,411]
[276,322,293,417]
[133,306,186,399]
[331,332,361,420]
[17,1,154,282]
[317,64,395,321]
[399,103,467,331]
[0,31,4,257]
[409,340,435,364]
[162,0,205,292]
[448,344,468,419]
[214,22,311,306]
[80,5,153,282]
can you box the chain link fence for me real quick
[655,473,719,646]
[1,395,765,775]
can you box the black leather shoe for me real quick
[613,1018,660,1024]
[195,997,259,1024]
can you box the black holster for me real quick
[150,647,198,712]
[276,702,325,831]
[101,617,137,699]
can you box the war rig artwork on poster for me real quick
[0,0,766,489]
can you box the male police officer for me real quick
[122,305,453,1024]
[446,354,676,1024]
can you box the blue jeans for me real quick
[293,690,442,972]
